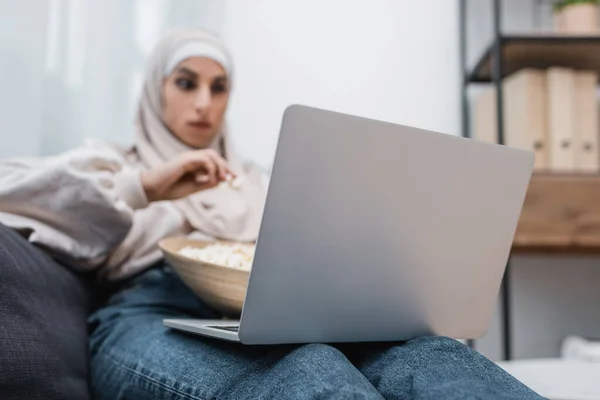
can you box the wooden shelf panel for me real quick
[512,173,600,253]
[469,35,600,83]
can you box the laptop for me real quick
[164,104,534,345]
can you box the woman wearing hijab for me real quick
[0,28,542,399]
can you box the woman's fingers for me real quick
[195,173,211,184]
[199,157,218,186]
[143,149,237,202]
[204,149,235,181]
[179,152,218,186]
[166,149,238,197]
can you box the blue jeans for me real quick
[89,263,544,399]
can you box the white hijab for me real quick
[134,27,265,242]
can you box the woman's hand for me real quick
[141,149,234,202]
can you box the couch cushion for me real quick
[0,224,93,400]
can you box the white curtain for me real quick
[0,0,226,158]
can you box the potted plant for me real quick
[553,0,599,34]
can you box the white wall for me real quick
[221,0,460,170]
[476,256,600,361]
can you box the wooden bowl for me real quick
[159,238,250,317]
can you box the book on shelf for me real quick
[547,67,576,172]
[473,67,600,173]
[574,70,599,173]
[472,69,548,171]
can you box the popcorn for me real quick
[179,243,254,270]
[219,174,244,190]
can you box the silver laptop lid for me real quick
[239,105,533,345]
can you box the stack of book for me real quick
[473,68,599,173]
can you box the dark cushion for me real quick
[0,224,93,400]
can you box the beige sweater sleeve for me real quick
[0,146,149,270]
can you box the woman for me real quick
[0,28,542,399]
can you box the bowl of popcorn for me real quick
[159,238,254,317]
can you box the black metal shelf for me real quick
[469,35,600,83]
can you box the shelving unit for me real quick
[459,0,600,360]
[469,35,600,83]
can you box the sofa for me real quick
[0,223,94,399]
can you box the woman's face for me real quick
[162,56,230,148]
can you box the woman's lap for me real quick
[89,263,543,400]
[91,317,380,399]
[89,265,381,399]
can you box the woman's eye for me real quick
[211,83,227,94]
[175,78,196,91]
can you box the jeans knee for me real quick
[291,343,346,363]
[411,335,463,349]
[279,344,380,398]
[283,343,355,377]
